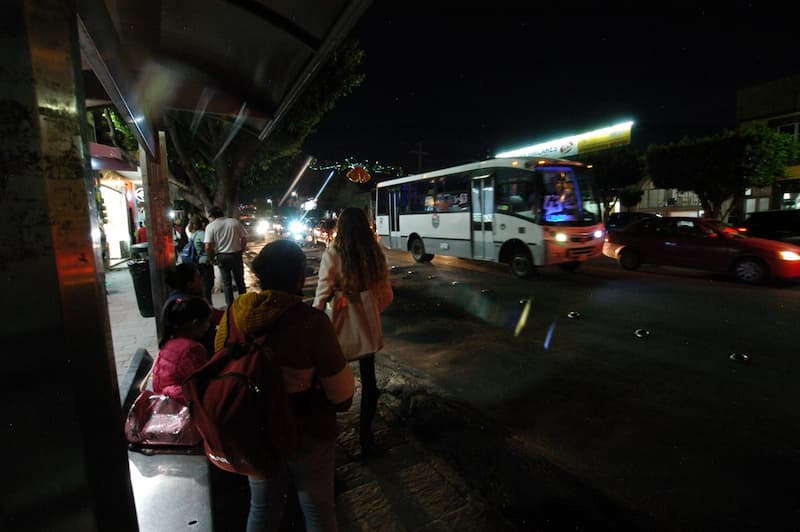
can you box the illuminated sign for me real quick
[496,120,634,158]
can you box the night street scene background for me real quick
[306,5,799,173]
[4,2,800,531]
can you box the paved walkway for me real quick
[106,253,513,531]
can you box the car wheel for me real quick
[619,249,640,270]
[559,261,581,272]
[510,248,534,278]
[410,237,433,263]
[733,258,767,284]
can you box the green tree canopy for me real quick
[646,123,798,220]
[164,38,366,217]
[575,146,645,219]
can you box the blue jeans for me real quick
[216,252,246,307]
[246,437,337,532]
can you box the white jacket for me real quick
[313,248,394,360]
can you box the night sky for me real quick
[305,5,799,175]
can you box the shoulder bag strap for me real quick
[139,353,157,392]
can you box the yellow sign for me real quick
[577,124,632,154]
[497,120,634,158]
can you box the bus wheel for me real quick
[510,249,533,278]
[559,261,581,272]
[410,237,433,263]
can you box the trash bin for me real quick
[128,259,155,318]
[131,242,149,260]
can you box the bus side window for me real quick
[437,195,449,212]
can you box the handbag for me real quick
[326,288,383,360]
[124,359,202,449]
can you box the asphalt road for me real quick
[318,248,800,531]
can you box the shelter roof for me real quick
[78,0,371,157]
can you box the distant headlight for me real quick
[555,233,568,243]
[289,220,308,233]
[779,250,800,261]
[256,220,270,234]
[593,229,604,239]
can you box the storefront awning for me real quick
[89,142,138,171]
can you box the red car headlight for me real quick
[778,251,800,261]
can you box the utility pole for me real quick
[410,141,429,173]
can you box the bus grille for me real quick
[570,233,594,243]
[569,246,596,257]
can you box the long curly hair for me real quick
[332,207,388,293]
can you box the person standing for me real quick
[173,218,188,259]
[204,206,248,308]
[188,215,214,304]
[312,207,393,458]
[217,240,354,532]
[135,221,147,243]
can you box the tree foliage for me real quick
[575,146,646,219]
[619,185,645,209]
[646,123,797,220]
[164,39,366,217]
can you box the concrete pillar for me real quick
[140,131,174,336]
[0,1,138,530]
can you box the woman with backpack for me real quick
[212,240,354,531]
[313,207,394,458]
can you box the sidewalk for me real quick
[106,257,514,531]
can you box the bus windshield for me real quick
[537,166,601,226]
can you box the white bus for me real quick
[375,157,605,278]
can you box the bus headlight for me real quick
[594,229,604,239]
[554,233,568,243]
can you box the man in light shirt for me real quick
[204,206,249,307]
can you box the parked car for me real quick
[605,211,659,232]
[312,219,337,246]
[737,209,800,245]
[602,216,800,283]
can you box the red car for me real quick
[602,216,800,284]
[312,219,337,247]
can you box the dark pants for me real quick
[198,262,214,304]
[358,355,378,447]
[217,252,246,307]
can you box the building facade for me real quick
[737,74,800,214]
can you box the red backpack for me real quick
[184,301,298,478]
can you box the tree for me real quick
[575,146,645,219]
[165,39,366,216]
[619,185,645,209]
[646,123,798,220]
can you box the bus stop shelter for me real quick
[1,0,369,530]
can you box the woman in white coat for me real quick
[313,207,393,457]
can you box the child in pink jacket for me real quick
[152,296,213,401]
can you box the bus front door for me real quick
[471,176,494,259]
[389,188,402,249]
